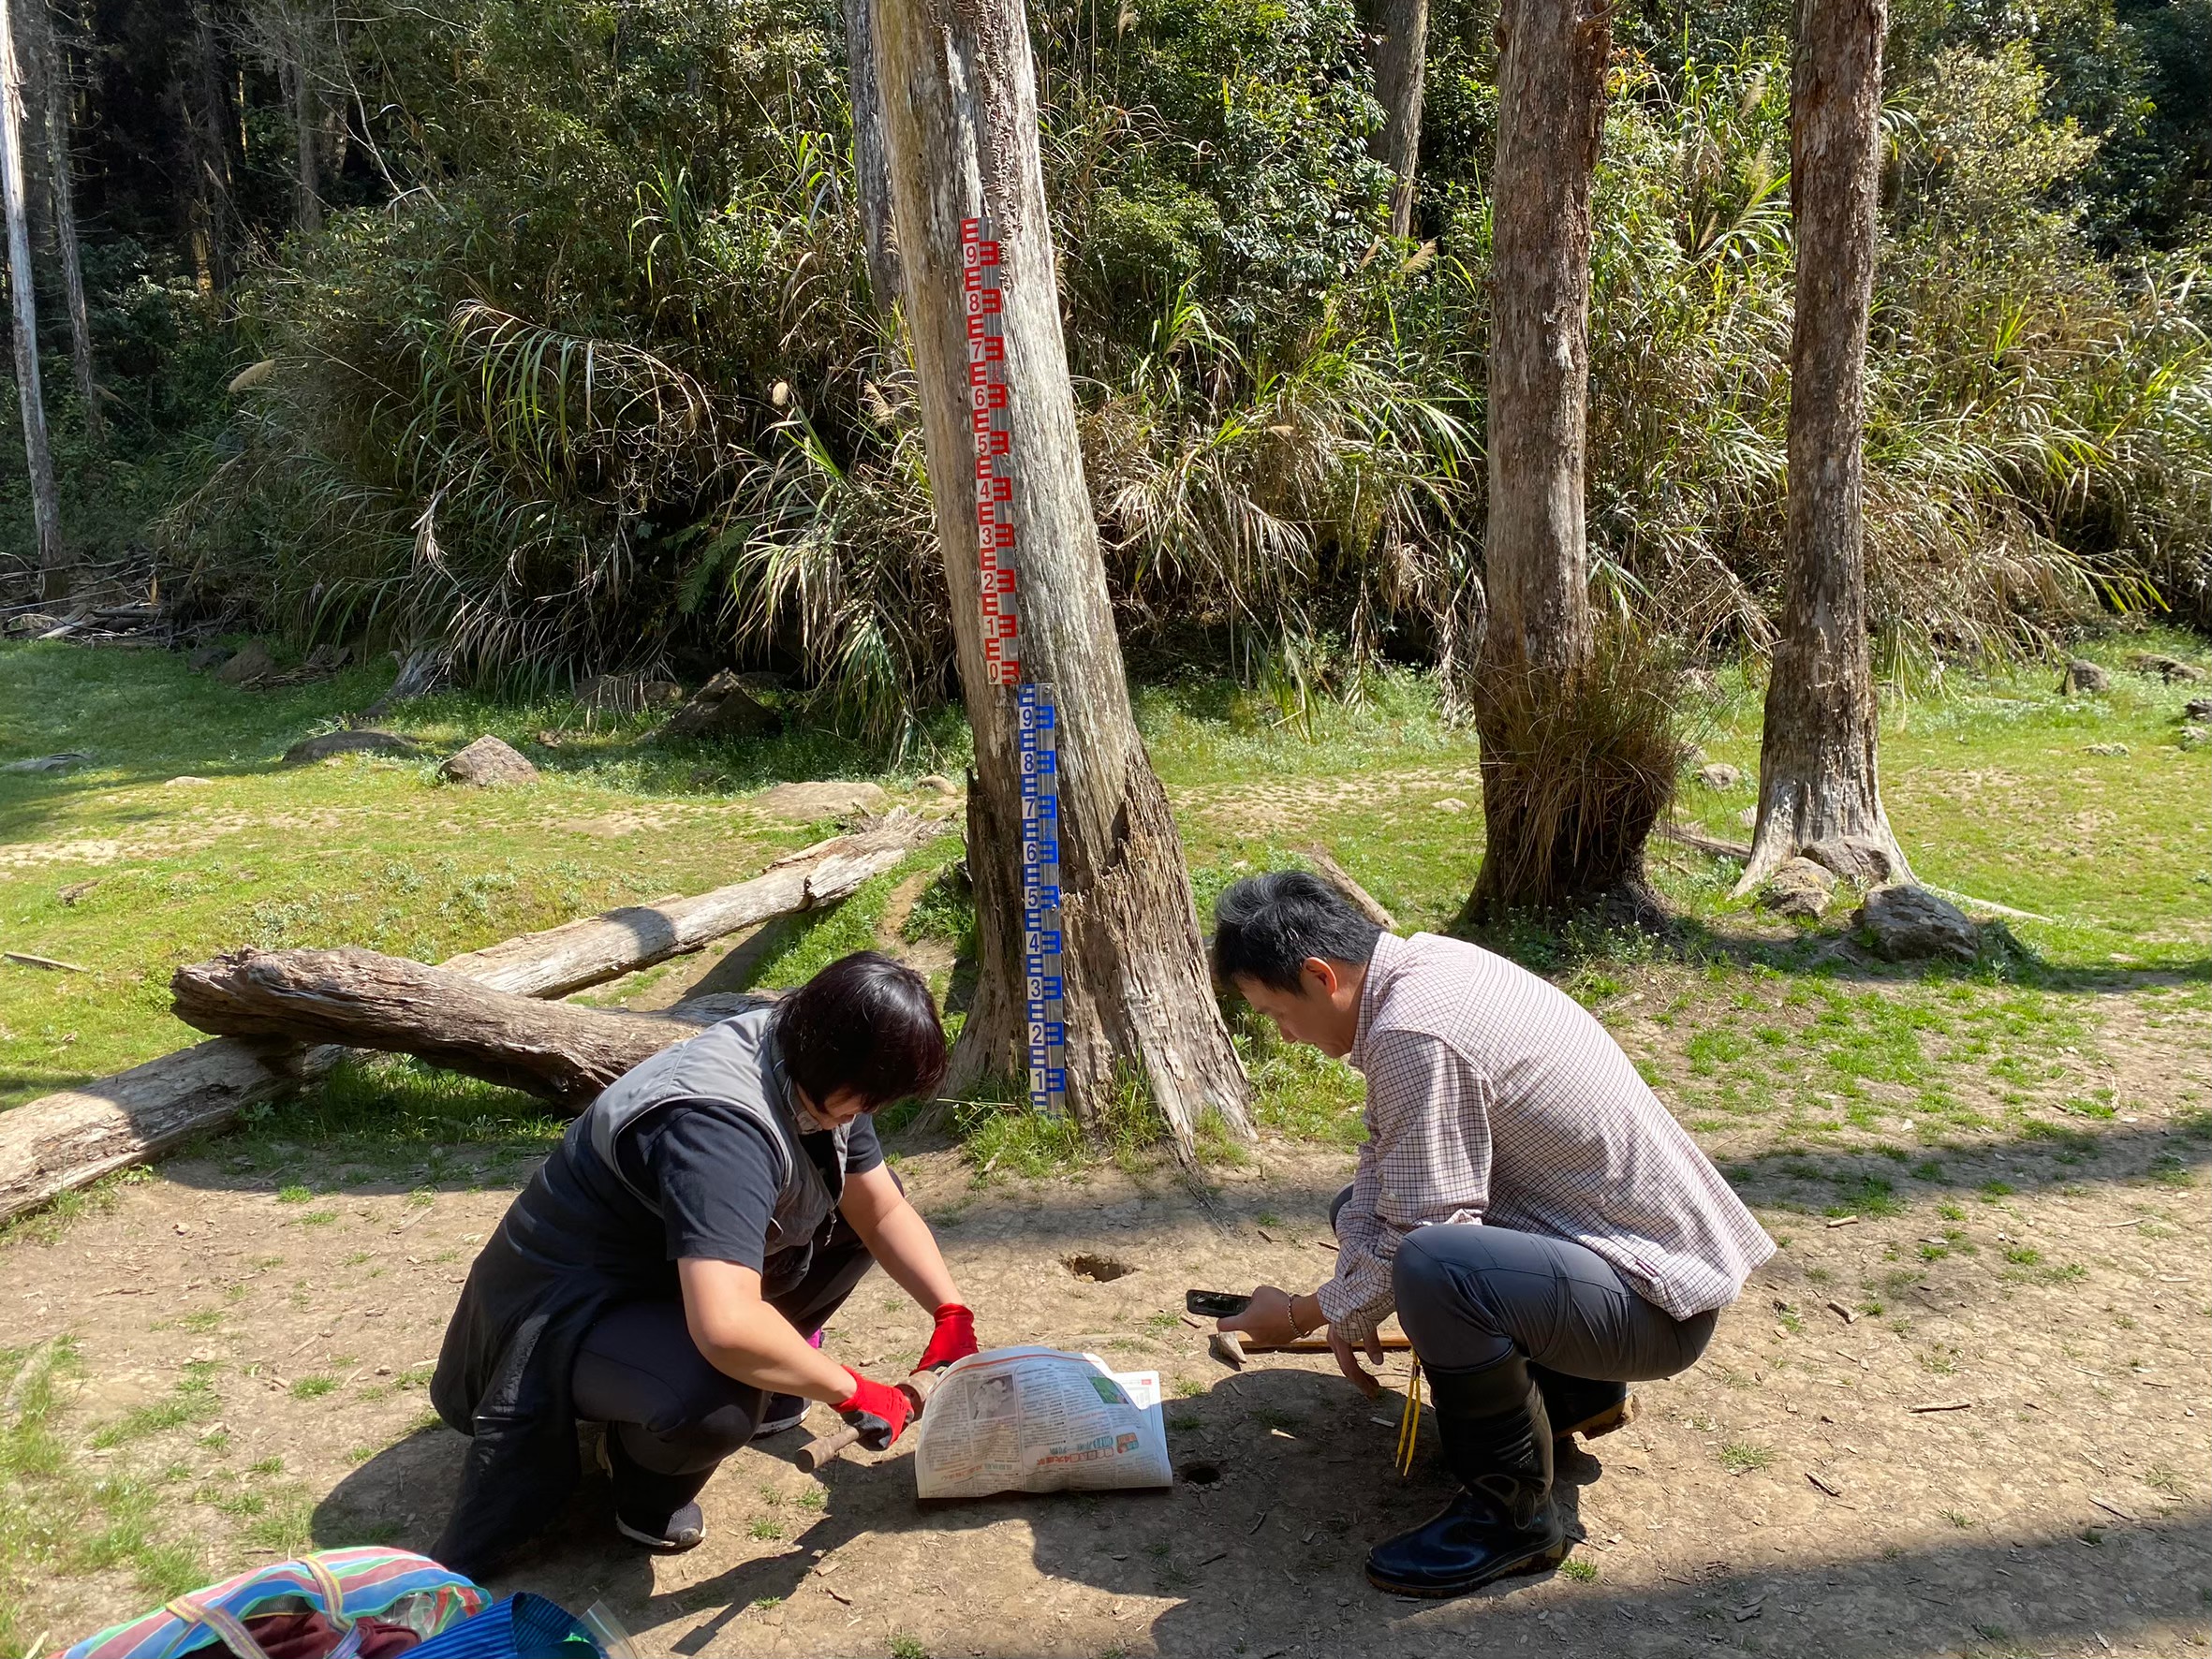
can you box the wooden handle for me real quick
[794,1367,945,1474]
[796,1421,863,1474]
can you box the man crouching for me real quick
[1211,872,1773,1598]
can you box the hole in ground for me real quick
[1064,1253,1134,1283]
[1177,1461,1223,1486]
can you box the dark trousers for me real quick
[572,1215,877,1480]
[1331,1183,1714,1380]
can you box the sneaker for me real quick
[614,1502,706,1551]
[753,1394,808,1438]
[596,1428,710,1552]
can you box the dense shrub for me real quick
[10,0,2201,730]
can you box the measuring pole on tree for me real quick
[873,0,1254,1158]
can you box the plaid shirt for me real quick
[1316,932,1774,1342]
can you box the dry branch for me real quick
[0,815,945,1224]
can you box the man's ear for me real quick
[1301,957,1340,997]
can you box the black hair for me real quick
[774,950,950,1111]
[1211,871,1384,992]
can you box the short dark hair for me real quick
[1211,871,1384,992]
[774,951,949,1110]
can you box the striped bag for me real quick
[63,1548,489,1659]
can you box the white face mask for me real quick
[790,1092,837,1136]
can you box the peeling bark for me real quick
[874,0,1253,1157]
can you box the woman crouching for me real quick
[428,951,976,1574]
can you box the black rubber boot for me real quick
[599,1428,711,1552]
[1530,1363,1637,1443]
[1365,1354,1566,1598]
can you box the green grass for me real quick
[1718,1442,1776,1475]
[1,1342,211,1651]
[0,643,950,1110]
[2,636,2209,1632]
[88,1360,222,1449]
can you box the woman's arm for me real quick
[677,1256,861,1402]
[838,1161,962,1313]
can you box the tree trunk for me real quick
[182,3,238,293]
[1465,0,1644,922]
[171,948,715,1107]
[840,0,903,314]
[0,0,62,600]
[281,46,319,234]
[0,824,936,1224]
[1368,0,1430,239]
[1733,0,1910,895]
[874,0,1253,1157]
[32,0,95,443]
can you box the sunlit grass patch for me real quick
[0,1342,211,1646]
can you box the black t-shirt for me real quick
[612,1103,884,1269]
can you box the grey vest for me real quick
[583,1007,848,1289]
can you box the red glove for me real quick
[915,1302,979,1373]
[833,1368,914,1450]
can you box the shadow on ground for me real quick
[317,1377,2211,1659]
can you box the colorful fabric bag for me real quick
[63,1549,489,1659]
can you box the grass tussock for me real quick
[1465,631,1691,923]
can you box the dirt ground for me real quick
[9,1055,2209,1659]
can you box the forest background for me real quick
[4,0,2208,734]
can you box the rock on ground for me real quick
[1854,884,1979,962]
[214,640,276,685]
[439,734,538,786]
[2084,741,2131,756]
[2128,652,2205,683]
[2060,658,2110,695]
[655,670,780,741]
[1757,857,1836,918]
[915,773,961,798]
[2184,697,2212,722]
[750,780,889,821]
[280,729,421,767]
[1803,835,1894,888]
[1695,762,1743,790]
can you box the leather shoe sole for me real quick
[1555,1390,1637,1443]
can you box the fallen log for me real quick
[1656,821,1754,861]
[1300,846,1397,932]
[0,815,947,1224]
[172,948,712,1106]
[0,1041,299,1225]
[442,811,940,997]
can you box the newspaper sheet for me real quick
[912,1345,1172,1500]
